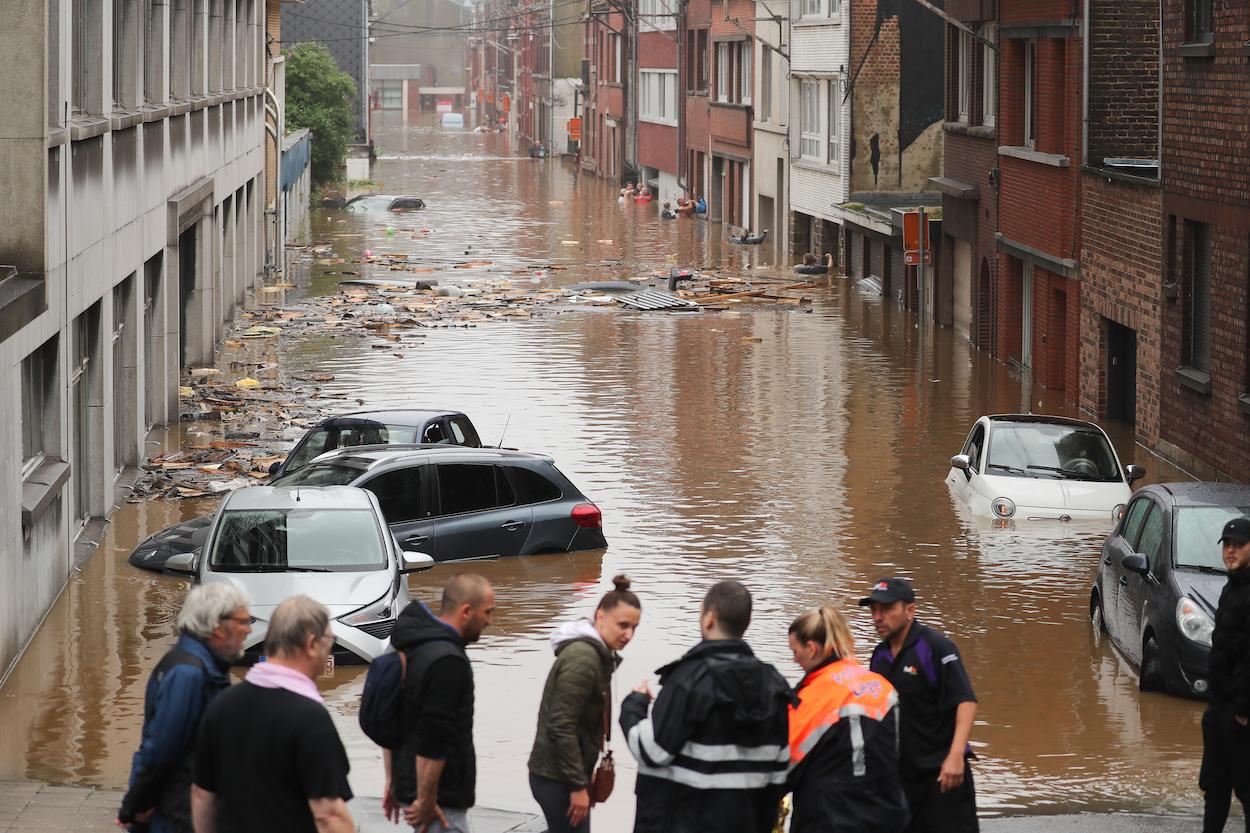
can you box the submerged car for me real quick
[165,485,433,664]
[345,194,426,212]
[129,409,482,571]
[1091,482,1250,698]
[946,414,1143,522]
[271,446,607,561]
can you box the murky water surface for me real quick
[0,116,1212,827]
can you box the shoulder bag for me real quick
[588,686,615,804]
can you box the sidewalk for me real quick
[0,781,544,833]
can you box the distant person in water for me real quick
[695,195,707,214]
[624,182,636,198]
[661,202,677,220]
[636,186,653,203]
[676,194,695,216]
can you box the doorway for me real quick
[1106,320,1137,423]
[178,225,196,367]
[953,241,971,339]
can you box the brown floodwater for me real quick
[0,113,1214,828]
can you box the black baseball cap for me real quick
[1219,517,1250,545]
[858,577,915,606]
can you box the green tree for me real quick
[285,43,357,186]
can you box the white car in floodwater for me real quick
[946,414,1144,523]
[164,485,433,665]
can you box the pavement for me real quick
[0,781,544,833]
[0,779,1209,833]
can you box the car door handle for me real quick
[1104,556,1112,565]
[1118,575,1129,586]
[500,521,525,531]
[403,535,429,546]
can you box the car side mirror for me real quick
[268,461,282,475]
[166,552,197,575]
[1120,553,1150,576]
[1125,464,1146,483]
[950,454,971,472]
[400,551,435,574]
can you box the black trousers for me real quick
[902,764,979,833]
[1200,702,1250,833]
[529,773,590,833]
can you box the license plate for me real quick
[322,655,335,678]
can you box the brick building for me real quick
[932,6,996,348]
[993,0,1082,398]
[1156,0,1250,479]
[638,0,681,203]
[1078,0,1162,446]
[582,0,629,181]
[682,0,712,204]
[709,0,756,232]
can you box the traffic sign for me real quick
[903,209,932,267]
[567,117,582,142]
[904,250,932,266]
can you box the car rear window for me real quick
[272,462,363,487]
[437,464,515,515]
[507,466,562,504]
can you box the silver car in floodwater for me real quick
[165,485,432,664]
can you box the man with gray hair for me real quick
[192,595,354,833]
[118,583,251,833]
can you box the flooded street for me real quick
[0,115,1211,828]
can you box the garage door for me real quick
[953,241,972,340]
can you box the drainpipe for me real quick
[264,84,284,280]
[1081,3,1089,166]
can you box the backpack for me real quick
[359,649,408,749]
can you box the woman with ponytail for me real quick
[786,604,909,833]
[528,576,642,832]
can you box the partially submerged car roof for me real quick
[222,485,376,511]
[308,444,555,468]
[1146,482,1250,507]
[987,413,1104,430]
[314,409,467,427]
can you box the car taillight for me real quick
[571,503,602,529]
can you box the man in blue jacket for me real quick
[118,584,251,833]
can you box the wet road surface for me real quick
[0,114,1221,829]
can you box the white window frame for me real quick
[801,0,822,18]
[828,0,840,15]
[1023,39,1035,148]
[957,28,972,124]
[739,43,752,104]
[827,78,840,164]
[982,24,996,128]
[640,68,678,125]
[760,47,771,122]
[800,79,820,160]
[716,42,730,103]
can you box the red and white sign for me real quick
[902,210,932,266]
[436,99,453,114]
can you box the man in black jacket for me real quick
[620,581,793,833]
[387,574,495,833]
[1201,518,1250,833]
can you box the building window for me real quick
[640,69,678,124]
[1186,220,1212,374]
[982,24,996,127]
[21,339,58,478]
[72,0,93,113]
[714,41,751,104]
[800,0,839,17]
[1188,0,1213,41]
[1023,40,1035,148]
[957,28,972,123]
[760,48,771,121]
[800,79,820,160]
[801,0,821,18]
[639,0,675,31]
[827,79,839,163]
[612,33,622,83]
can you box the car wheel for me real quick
[1140,634,1165,692]
[1090,594,1107,635]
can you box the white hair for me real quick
[177,583,250,639]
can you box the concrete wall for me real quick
[0,0,266,682]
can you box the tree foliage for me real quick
[285,43,357,186]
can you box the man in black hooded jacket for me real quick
[386,574,494,833]
[620,581,793,833]
[1201,518,1250,833]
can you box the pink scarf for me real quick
[244,660,324,703]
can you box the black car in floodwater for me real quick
[1091,482,1250,698]
[128,409,481,570]
[269,446,606,561]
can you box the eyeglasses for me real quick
[219,614,253,626]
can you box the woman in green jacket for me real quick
[529,575,642,832]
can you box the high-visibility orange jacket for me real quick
[787,657,909,833]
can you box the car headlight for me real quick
[1177,596,1214,647]
[340,594,395,627]
[991,497,1016,518]
[1112,504,1126,522]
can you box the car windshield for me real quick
[271,462,363,487]
[209,508,385,571]
[985,423,1121,481]
[1175,506,1250,571]
[282,421,417,473]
